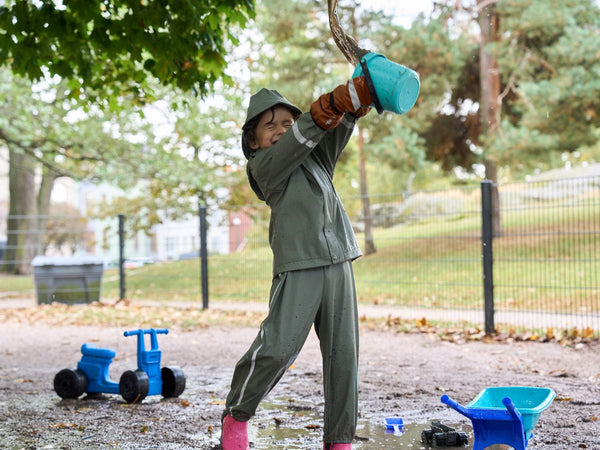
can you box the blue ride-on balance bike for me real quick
[53,328,186,403]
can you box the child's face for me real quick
[249,106,295,150]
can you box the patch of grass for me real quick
[2,204,598,317]
[0,275,36,295]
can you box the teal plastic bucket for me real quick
[352,52,420,115]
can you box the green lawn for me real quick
[3,202,598,316]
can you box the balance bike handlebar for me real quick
[124,328,169,352]
[124,328,169,337]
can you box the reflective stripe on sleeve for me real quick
[348,79,361,110]
[292,122,317,148]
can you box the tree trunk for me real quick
[36,167,58,256]
[358,126,376,255]
[478,0,501,136]
[478,0,503,236]
[3,148,37,274]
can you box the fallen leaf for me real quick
[577,416,598,423]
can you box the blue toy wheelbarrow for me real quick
[441,386,556,450]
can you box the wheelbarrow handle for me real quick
[502,397,523,422]
[441,395,471,418]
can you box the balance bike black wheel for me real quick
[119,370,149,403]
[161,366,186,398]
[54,368,87,399]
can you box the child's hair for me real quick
[242,105,302,153]
[241,112,264,151]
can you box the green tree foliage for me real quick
[0,0,255,105]
[0,68,144,181]
[0,67,147,273]
[414,0,600,177]
[362,10,476,175]
[247,0,349,108]
[488,0,600,171]
[89,83,249,233]
[0,0,253,273]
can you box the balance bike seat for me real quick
[78,343,120,394]
[81,343,116,359]
[442,387,556,450]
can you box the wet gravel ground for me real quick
[1,322,599,449]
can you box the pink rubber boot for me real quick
[221,414,249,450]
[323,444,352,449]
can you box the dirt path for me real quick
[1,321,599,449]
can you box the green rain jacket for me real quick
[243,89,362,276]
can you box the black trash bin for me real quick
[32,256,104,304]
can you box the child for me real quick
[221,76,373,450]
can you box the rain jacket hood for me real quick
[242,88,302,200]
[242,88,302,160]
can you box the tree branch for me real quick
[499,49,530,102]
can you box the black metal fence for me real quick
[491,176,599,333]
[226,176,600,334]
[1,176,598,335]
[0,209,209,305]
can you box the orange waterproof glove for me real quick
[310,76,373,129]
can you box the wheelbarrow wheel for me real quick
[161,366,186,398]
[54,368,87,399]
[119,370,149,403]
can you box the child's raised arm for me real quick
[310,76,373,129]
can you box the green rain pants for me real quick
[225,260,359,444]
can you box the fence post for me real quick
[481,181,495,334]
[118,214,126,301]
[198,203,209,309]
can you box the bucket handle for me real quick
[359,57,384,115]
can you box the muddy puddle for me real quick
[250,396,511,449]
